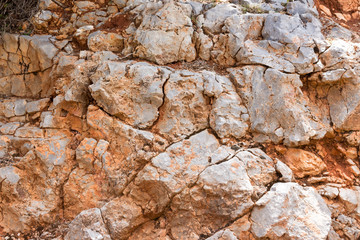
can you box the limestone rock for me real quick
[168,157,254,239]
[235,149,277,198]
[283,148,327,178]
[251,182,332,239]
[64,208,111,240]
[87,31,123,52]
[133,2,196,64]
[127,130,231,217]
[229,66,329,146]
[209,91,249,139]
[128,220,171,240]
[87,108,168,193]
[101,197,148,240]
[90,61,169,128]
[275,160,295,182]
[153,70,210,142]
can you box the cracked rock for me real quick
[251,182,332,240]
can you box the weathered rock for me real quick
[275,160,295,182]
[168,157,254,239]
[229,66,329,146]
[64,208,111,240]
[127,130,231,217]
[90,61,169,128]
[251,182,332,239]
[26,98,50,113]
[128,219,171,240]
[283,148,327,178]
[133,2,196,64]
[87,31,123,52]
[0,132,73,233]
[235,149,277,198]
[87,108,168,193]
[153,70,210,142]
[101,197,148,240]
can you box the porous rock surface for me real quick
[1,0,360,239]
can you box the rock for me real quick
[339,188,360,213]
[127,130,231,217]
[206,229,237,240]
[2,33,19,53]
[168,157,254,239]
[229,66,329,146]
[209,90,249,139]
[75,1,99,11]
[14,99,27,116]
[318,185,339,199]
[262,13,322,45]
[33,10,53,29]
[64,208,111,240]
[346,131,360,146]
[133,2,196,64]
[251,182,332,239]
[89,61,169,128]
[87,31,123,52]
[283,148,327,178]
[64,167,112,219]
[74,25,94,47]
[76,138,97,169]
[128,220,171,240]
[235,149,277,198]
[275,160,295,182]
[26,98,50,113]
[134,28,195,65]
[153,70,210,142]
[87,108,168,193]
[101,197,148,240]
[14,126,44,138]
[202,4,241,34]
[29,35,59,71]
[0,122,22,135]
[327,82,360,131]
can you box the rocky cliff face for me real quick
[1,0,360,239]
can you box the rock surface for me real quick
[0,0,360,239]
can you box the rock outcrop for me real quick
[1,0,360,239]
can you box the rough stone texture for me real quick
[229,66,329,146]
[101,197,148,240]
[133,2,196,64]
[284,148,327,178]
[167,157,254,239]
[1,0,360,238]
[64,208,111,240]
[87,31,124,52]
[90,61,169,128]
[153,70,210,142]
[251,182,332,239]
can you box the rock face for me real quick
[1,0,360,239]
[251,183,332,240]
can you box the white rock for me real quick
[65,208,111,240]
[251,182,332,240]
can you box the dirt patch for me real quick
[265,137,359,186]
[98,13,134,34]
[166,59,229,76]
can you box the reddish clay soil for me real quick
[315,0,360,33]
[98,13,134,34]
